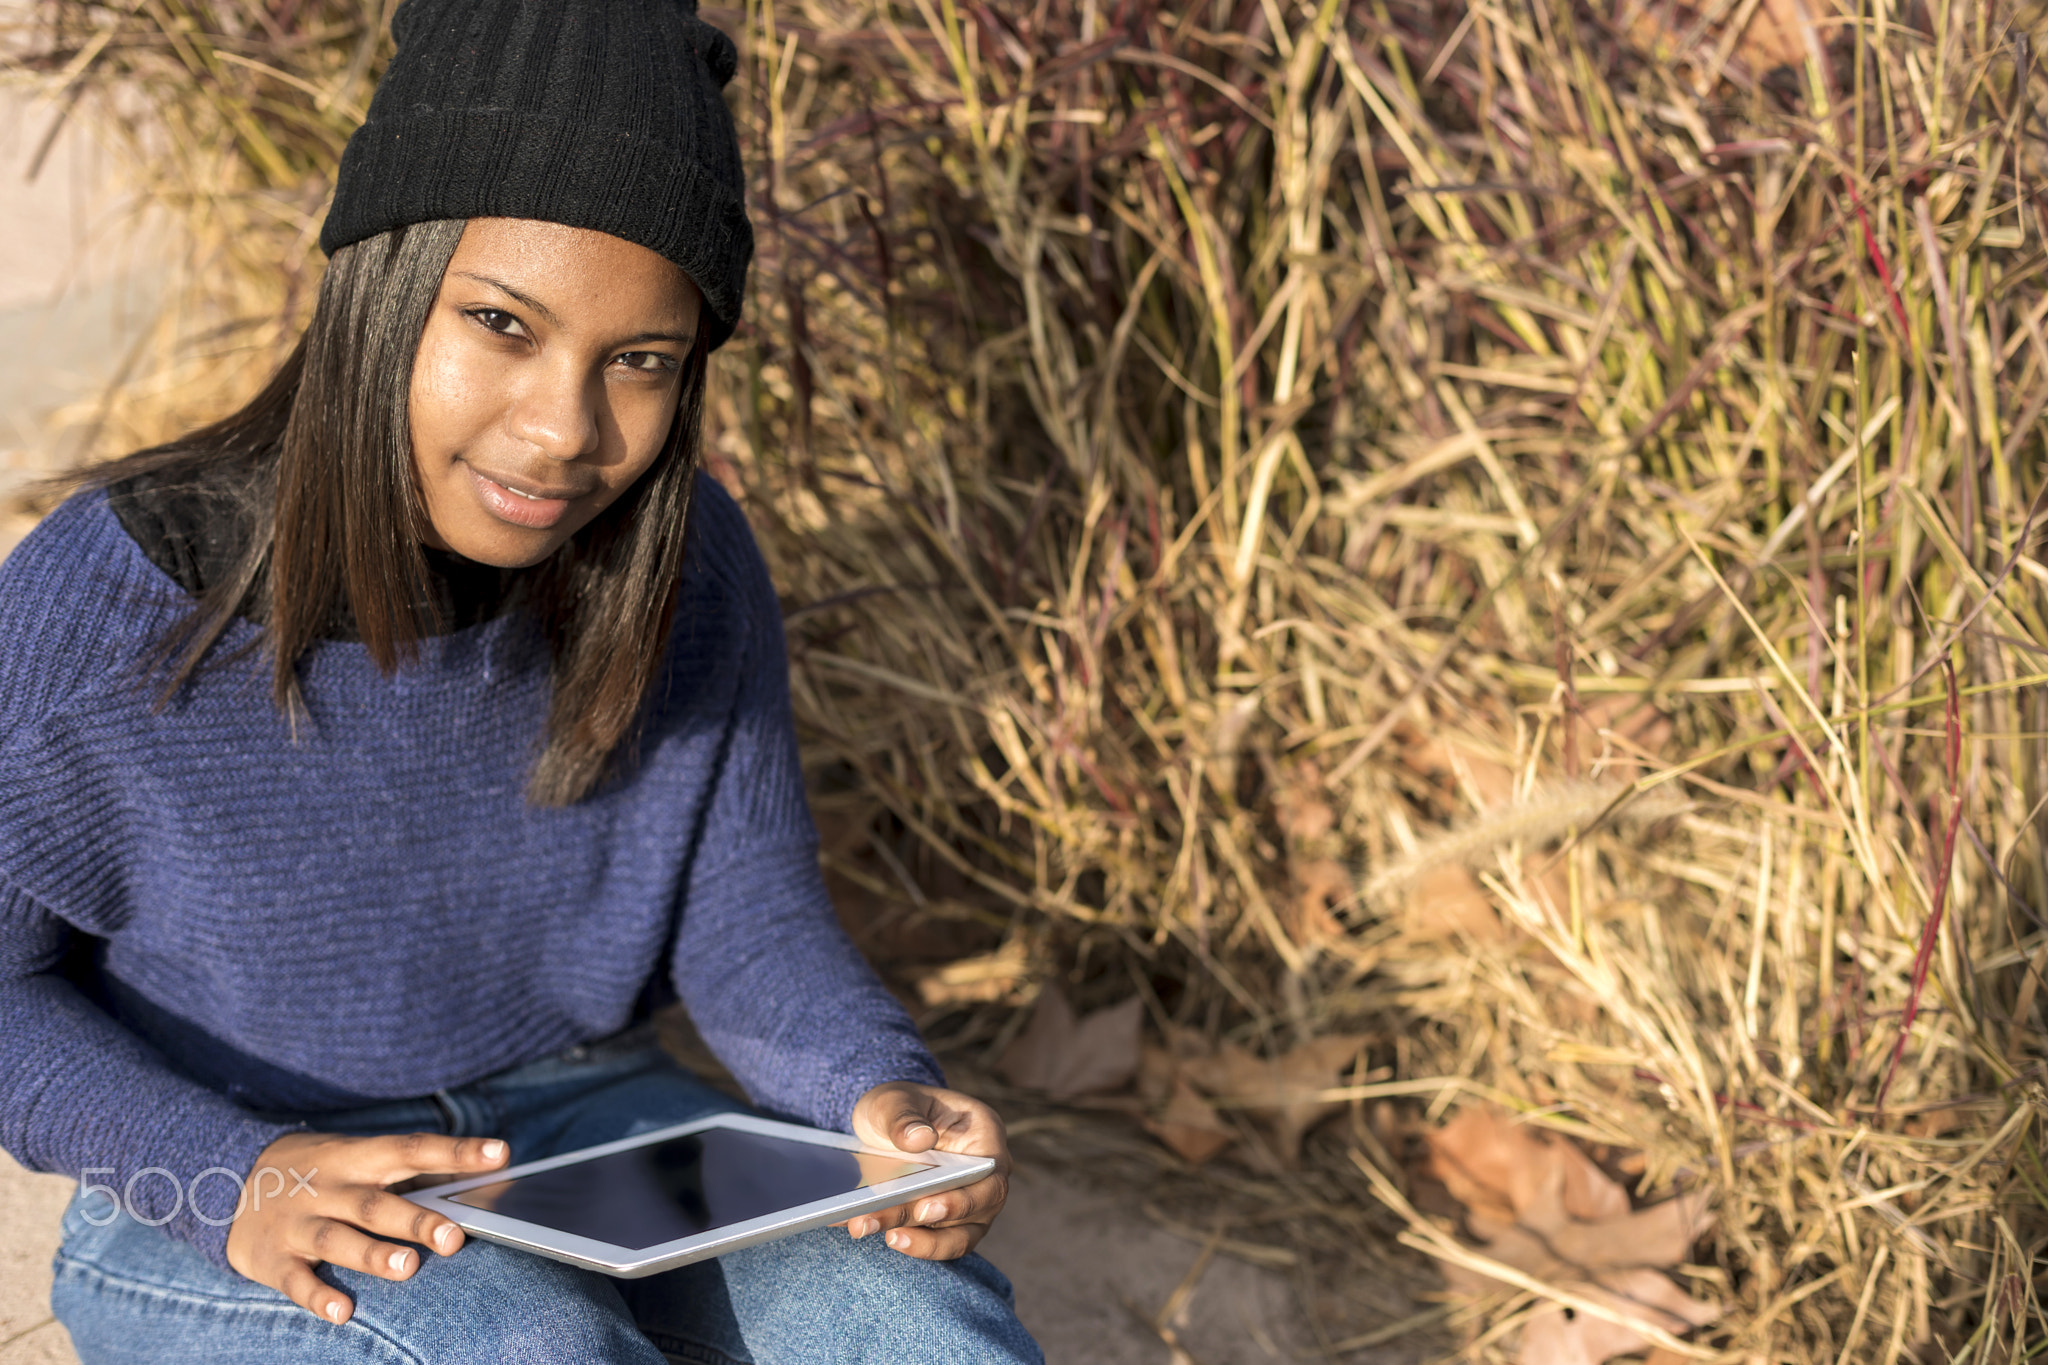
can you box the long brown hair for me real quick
[79,219,709,806]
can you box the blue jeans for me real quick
[49,1025,1042,1363]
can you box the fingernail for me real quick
[886,1229,909,1250]
[916,1200,944,1223]
[326,1301,344,1323]
[389,1249,410,1272]
[436,1225,457,1250]
[482,1140,505,1160]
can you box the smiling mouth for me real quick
[499,480,578,501]
[466,465,587,530]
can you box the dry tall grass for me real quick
[8,0,2048,1358]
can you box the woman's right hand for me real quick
[224,1129,511,1324]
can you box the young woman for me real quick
[0,1,1040,1360]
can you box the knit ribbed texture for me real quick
[320,0,752,349]
[0,476,941,1272]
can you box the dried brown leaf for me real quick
[1289,856,1352,946]
[1516,1272,1721,1365]
[995,987,1142,1099]
[1427,1108,1628,1231]
[1402,732,1518,809]
[1403,863,1504,941]
[1571,695,1673,778]
[1620,0,1810,72]
[1136,1043,1180,1106]
[1142,1076,1235,1165]
[1182,1034,1367,1163]
[1424,1109,1718,1365]
[1275,785,1336,843]
[1737,0,1811,70]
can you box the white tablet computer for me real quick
[399,1112,996,1278]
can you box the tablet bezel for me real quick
[399,1112,997,1278]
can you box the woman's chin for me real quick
[428,520,567,569]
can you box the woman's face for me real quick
[409,218,703,568]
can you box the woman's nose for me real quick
[508,367,601,461]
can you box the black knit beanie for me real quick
[320,0,752,350]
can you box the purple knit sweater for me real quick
[0,476,942,1271]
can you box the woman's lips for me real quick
[466,465,578,530]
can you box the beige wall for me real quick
[0,88,162,556]
[0,87,107,310]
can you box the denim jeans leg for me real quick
[47,1038,693,1365]
[474,1042,1041,1364]
[480,1043,755,1363]
[51,1179,669,1365]
[51,1183,396,1365]
[686,1228,1042,1365]
[51,1034,1040,1365]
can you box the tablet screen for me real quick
[448,1128,936,1250]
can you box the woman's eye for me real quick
[615,352,678,374]
[467,308,524,337]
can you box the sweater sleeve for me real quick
[0,494,305,1273]
[668,482,945,1130]
[0,885,305,1271]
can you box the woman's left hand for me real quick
[840,1081,1011,1260]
